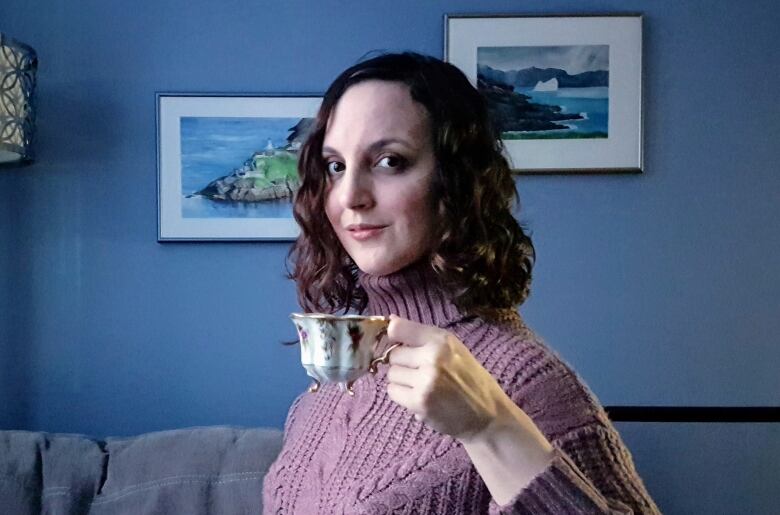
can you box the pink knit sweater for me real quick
[263,263,660,514]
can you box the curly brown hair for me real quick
[287,52,535,322]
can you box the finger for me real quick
[386,382,416,411]
[387,315,443,348]
[387,344,427,368]
[386,364,421,388]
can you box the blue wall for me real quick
[1,1,778,512]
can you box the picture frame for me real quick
[157,93,322,241]
[445,14,643,174]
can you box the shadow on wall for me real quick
[0,77,124,429]
[0,169,32,430]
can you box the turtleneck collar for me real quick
[357,260,474,329]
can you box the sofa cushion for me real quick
[0,426,283,514]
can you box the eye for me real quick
[326,161,345,176]
[376,155,405,170]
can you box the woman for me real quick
[264,52,660,514]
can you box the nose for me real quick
[335,166,374,210]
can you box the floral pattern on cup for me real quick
[294,323,309,353]
[347,323,363,354]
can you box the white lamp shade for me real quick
[0,32,37,165]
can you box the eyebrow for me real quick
[322,138,416,156]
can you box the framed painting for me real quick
[157,94,322,241]
[445,14,643,173]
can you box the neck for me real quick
[358,260,470,328]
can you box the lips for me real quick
[345,224,387,241]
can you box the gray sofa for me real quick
[0,426,284,514]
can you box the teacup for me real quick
[290,313,400,395]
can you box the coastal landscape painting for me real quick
[158,95,321,240]
[180,116,311,219]
[477,45,609,140]
[446,14,643,173]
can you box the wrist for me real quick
[460,393,553,461]
[458,394,555,505]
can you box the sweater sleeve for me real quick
[487,425,661,514]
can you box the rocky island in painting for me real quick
[191,118,311,203]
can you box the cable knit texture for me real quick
[263,262,660,514]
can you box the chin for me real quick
[351,253,420,277]
[353,260,400,277]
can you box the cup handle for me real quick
[369,342,402,374]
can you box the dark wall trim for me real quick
[605,406,780,423]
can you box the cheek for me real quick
[398,191,437,237]
[324,189,340,228]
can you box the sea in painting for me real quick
[477,45,609,139]
[180,116,311,219]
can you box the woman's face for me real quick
[323,80,438,276]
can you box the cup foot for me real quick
[337,381,356,395]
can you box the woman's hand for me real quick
[384,315,512,440]
[384,314,555,504]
